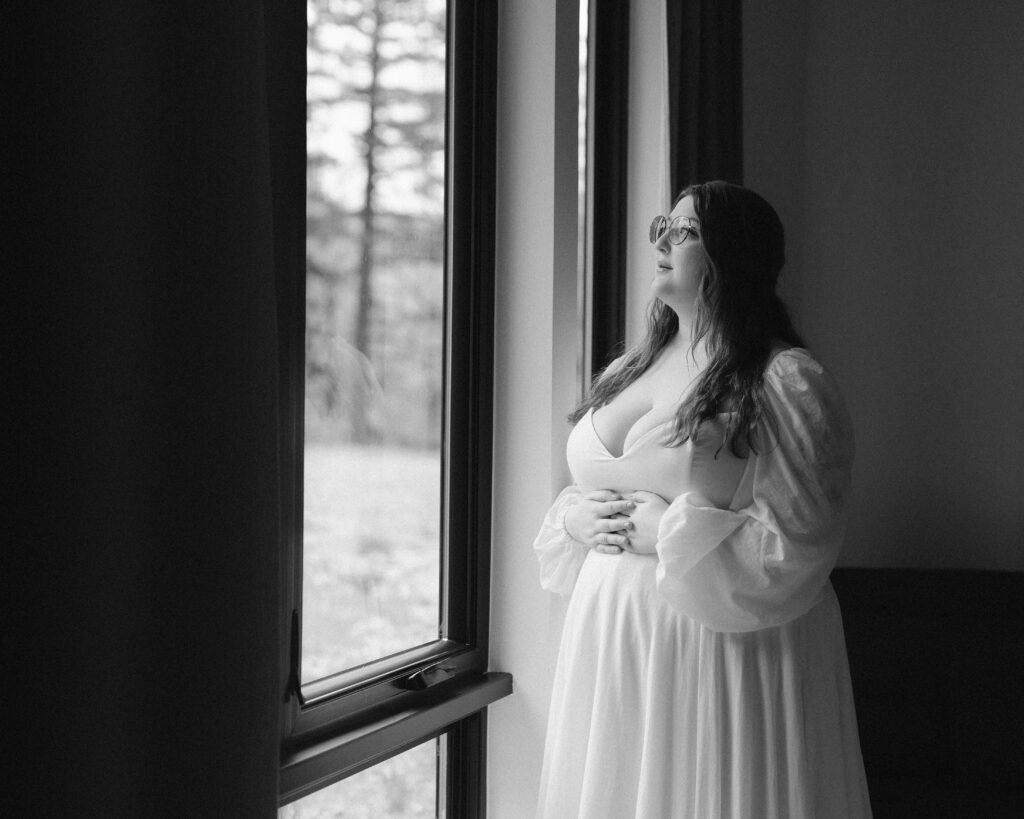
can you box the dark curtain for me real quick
[6,2,295,815]
[666,0,744,193]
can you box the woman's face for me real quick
[650,195,706,312]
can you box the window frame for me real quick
[274,0,509,809]
[586,0,630,375]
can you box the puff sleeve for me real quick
[533,485,590,596]
[654,350,854,632]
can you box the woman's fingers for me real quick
[593,531,629,550]
[593,530,636,554]
[570,491,645,552]
[601,498,636,516]
[630,490,667,503]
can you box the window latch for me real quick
[399,661,457,691]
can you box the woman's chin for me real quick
[649,287,695,314]
[649,279,673,300]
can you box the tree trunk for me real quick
[351,5,383,443]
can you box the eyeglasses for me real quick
[649,215,700,245]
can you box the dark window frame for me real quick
[271,0,509,810]
[587,0,630,375]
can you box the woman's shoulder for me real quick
[602,352,630,376]
[762,346,852,440]
[765,345,827,383]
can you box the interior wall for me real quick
[740,0,809,318]
[744,0,1024,570]
[487,0,581,815]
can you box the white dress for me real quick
[534,349,872,819]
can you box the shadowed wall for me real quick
[744,0,1024,571]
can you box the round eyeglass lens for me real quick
[668,220,687,244]
[649,215,667,245]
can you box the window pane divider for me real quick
[280,671,512,807]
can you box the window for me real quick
[277,0,509,811]
[280,736,439,818]
[303,0,447,686]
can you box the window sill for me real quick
[279,671,513,805]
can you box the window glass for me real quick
[279,738,437,818]
[304,0,446,682]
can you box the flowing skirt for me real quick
[536,551,872,819]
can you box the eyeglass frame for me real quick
[649,214,700,246]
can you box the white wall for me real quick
[744,0,1024,570]
[487,0,581,815]
[487,1,673,812]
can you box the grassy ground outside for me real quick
[301,443,441,681]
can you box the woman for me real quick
[534,182,871,818]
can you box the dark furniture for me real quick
[832,568,1024,818]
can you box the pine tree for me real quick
[307,0,445,444]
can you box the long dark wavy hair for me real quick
[570,181,804,457]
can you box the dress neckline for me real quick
[587,406,738,460]
[587,407,672,459]
[586,348,803,459]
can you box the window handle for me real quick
[399,661,457,691]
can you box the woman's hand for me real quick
[563,490,636,555]
[623,491,669,554]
